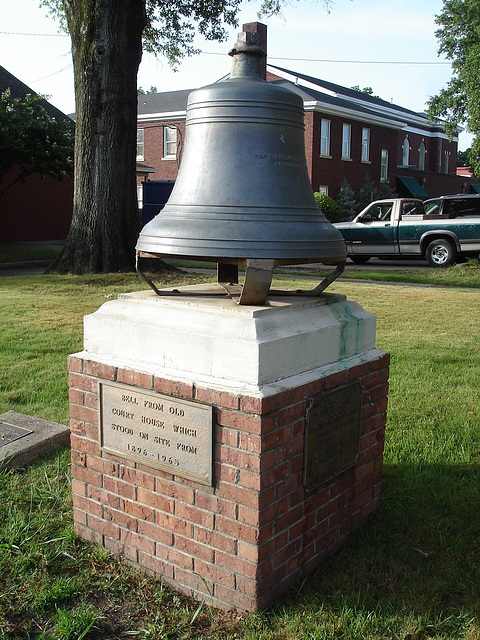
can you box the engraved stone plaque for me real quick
[99,381,213,485]
[304,382,362,490]
[0,422,33,447]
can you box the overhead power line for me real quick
[201,50,450,65]
[29,66,73,84]
[0,30,68,37]
[0,31,449,65]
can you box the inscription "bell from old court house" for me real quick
[136,30,346,304]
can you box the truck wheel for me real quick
[349,256,371,264]
[425,239,456,267]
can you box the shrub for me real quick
[336,179,357,220]
[313,192,343,223]
[356,175,378,213]
[377,181,397,199]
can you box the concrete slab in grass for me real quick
[0,411,70,469]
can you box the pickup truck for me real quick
[334,198,480,267]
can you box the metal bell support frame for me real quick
[136,31,347,305]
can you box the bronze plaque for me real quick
[304,382,362,490]
[0,422,32,448]
[99,381,213,485]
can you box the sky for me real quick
[0,0,473,150]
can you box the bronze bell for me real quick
[136,31,346,304]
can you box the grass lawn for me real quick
[0,271,479,639]
[0,243,61,264]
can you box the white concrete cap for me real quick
[81,284,376,391]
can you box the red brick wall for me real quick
[69,351,389,611]
[136,121,185,186]
[0,168,73,241]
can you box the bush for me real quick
[356,175,378,213]
[377,181,397,199]
[336,179,357,220]
[313,192,343,223]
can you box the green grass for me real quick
[0,243,61,263]
[0,271,212,423]
[277,258,480,288]
[1,272,479,638]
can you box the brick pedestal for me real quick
[69,286,389,611]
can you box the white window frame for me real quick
[318,185,329,195]
[163,126,177,159]
[402,137,410,166]
[341,124,351,160]
[361,127,370,162]
[320,119,331,157]
[418,140,426,171]
[380,149,389,182]
[136,128,144,161]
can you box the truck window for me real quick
[425,200,440,215]
[402,202,423,216]
[450,199,480,217]
[360,203,393,222]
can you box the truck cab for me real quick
[335,199,424,261]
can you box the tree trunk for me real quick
[50,0,146,273]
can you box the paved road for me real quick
[286,257,430,273]
[345,258,429,270]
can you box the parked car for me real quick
[334,198,480,267]
[424,194,480,218]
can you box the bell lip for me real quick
[136,250,347,265]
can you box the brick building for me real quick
[0,66,74,242]
[137,62,473,203]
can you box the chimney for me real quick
[242,22,267,79]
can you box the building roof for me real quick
[0,65,74,126]
[267,65,449,134]
[269,65,426,120]
[137,88,191,120]
[136,64,448,137]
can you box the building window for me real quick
[419,140,426,171]
[444,151,450,174]
[318,185,329,195]
[163,126,177,159]
[402,137,410,166]
[361,127,370,162]
[136,129,144,161]
[342,124,351,159]
[320,119,331,156]
[380,149,389,182]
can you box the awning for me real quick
[136,163,157,175]
[396,176,430,199]
[470,183,480,193]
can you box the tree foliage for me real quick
[356,175,377,213]
[457,147,471,167]
[137,86,158,95]
[427,0,480,177]
[351,85,378,97]
[335,178,357,220]
[0,90,73,201]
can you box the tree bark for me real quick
[50,0,146,273]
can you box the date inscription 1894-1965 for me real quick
[99,381,213,485]
[304,382,362,491]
